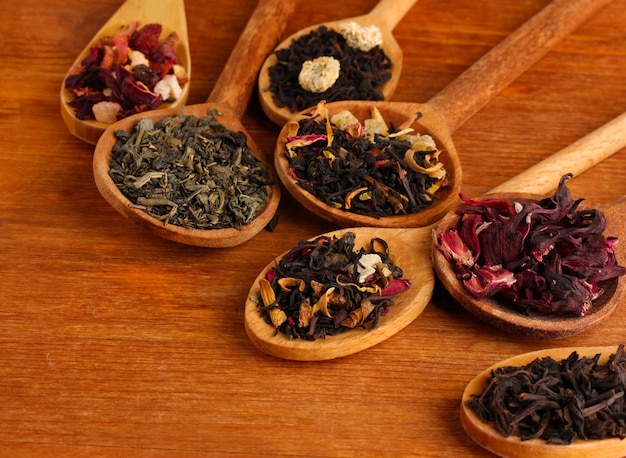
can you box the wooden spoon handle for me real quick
[488,111,626,195]
[206,0,296,116]
[367,0,418,31]
[427,0,613,133]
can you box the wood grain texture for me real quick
[1,0,625,456]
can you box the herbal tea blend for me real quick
[65,22,188,123]
[284,102,449,217]
[253,231,411,340]
[435,174,626,316]
[467,345,626,444]
[267,24,392,113]
[109,109,273,230]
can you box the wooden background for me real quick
[1,0,625,455]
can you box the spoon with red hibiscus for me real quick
[61,0,191,145]
[432,112,626,339]
[245,111,626,360]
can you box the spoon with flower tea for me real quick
[273,0,613,230]
[258,0,417,126]
[461,345,626,457]
[92,0,296,248]
[61,0,191,145]
[433,111,626,339]
[245,110,626,361]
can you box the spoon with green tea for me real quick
[461,345,626,457]
[245,110,626,361]
[432,112,626,340]
[92,0,296,248]
[273,0,613,230]
[61,0,191,145]
[258,0,418,126]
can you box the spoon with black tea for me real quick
[461,345,626,457]
[258,0,418,126]
[61,0,191,145]
[93,0,296,248]
[432,111,626,339]
[245,110,626,361]
[273,0,613,230]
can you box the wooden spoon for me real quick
[273,0,613,229]
[258,0,418,126]
[61,0,191,145]
[245,111,626,361]
[244,225,436,361]
[461,345,626,457]
[92,0,296,248]
[432,111,626,339]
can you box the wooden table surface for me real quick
[2,0,625,455]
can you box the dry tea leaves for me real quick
[109,108,273,230]
[435,174,626,316]
[467,345,626,444]
[267,25,392,113]
[284,102,449,218]
[65,22,188,123]
[252,231,411,340]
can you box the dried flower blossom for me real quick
[65,22,188,122]
[252,232,411,340]
[435,174,626,316]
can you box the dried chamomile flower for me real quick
[338,21,383,52]
[298,56,341,93]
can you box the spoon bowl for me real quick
[275,101,462,228]
[273,0,613,229]
[244,225,436,361]
[61,0,191,145]
[93,0,296,247]
[433,195,626,339]
[461,345,626,457]
[258,0,418,126]
[433,111,626,338]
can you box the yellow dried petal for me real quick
[258,278,286,328]
[341,299,376,328]
[277,277,306,292]
[345,187,369,209]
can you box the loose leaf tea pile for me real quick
[467,345,626,444]
[109,109,273,230]
[65,22,188,122]
[267,25,392,113]
[253,231,411,340]
[284,103,449,217]
[435,174,626,316]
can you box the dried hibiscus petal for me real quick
[435,174,626,316]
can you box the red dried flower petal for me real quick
[437,174,626,316]
[381,278,411,296]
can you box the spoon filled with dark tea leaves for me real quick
[461,345,626,457]
[258,0,418,126]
